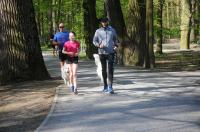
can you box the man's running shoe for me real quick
[102,86,108,92]
[107,86,114,94]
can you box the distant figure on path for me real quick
[50,34,58,57]
[93,18,119,94]
[62,32,80,94]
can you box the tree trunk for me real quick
[145,0,155,68]
[52,0,57,33]
[57,0,62,25]
[166,2,170,38]
[104,0,127,65]
[196,1,200,37]
[156,0,164,54]
[0,0,50,85]
[82,0,98,59]
[180,0,191,50]
[190,0,197,42]
[41,12,45,38]
[104,0,126,42]
[176,0,180,17]
[175,0,181,26]
[124,0,146,66]
[71,0,75,28]
[35,0,41,37]
[48,0,53,38]
[170,2,175,28]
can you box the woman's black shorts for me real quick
[66,56,79,64]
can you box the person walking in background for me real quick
[53,23,69,68]
[62,32,80,94]
[93,18,119,94]
[50,34,58,57]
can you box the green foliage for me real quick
[153,0,181,39]
[120,0,129,27]
[33,0,199,47]
[41,44,52,51]
[96,0,105,18]
[33,0,84,45]
[79,52,88,60]
[163,27,180,38]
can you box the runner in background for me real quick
[53,23,69,68]
[50,34,58,57]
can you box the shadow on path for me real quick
[36,54,200,132]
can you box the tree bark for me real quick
[180,0,191,49]
[156,0,164,54]
[35,0,42,37]
[176,0,180,17]
[104,0,126,42]
[48,0,53,38]
[41,12,45,38]
[104,0,127,64]
[52,0,57,33]
[190,0,197,42]
[145,0,155,68]
[166,2,170,34]
[196,1,200,37]
[0,0,50,85]
[124,0,146,66]
[57,0,62,25]
[82,0,98,59]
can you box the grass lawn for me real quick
[155,50,200,71]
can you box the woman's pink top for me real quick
[64,40,80,53]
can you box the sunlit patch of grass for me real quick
[155,50,200,71]
[41,44,51,51]
[79,52,88,60]
[155,53,168,59]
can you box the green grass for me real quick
[79,52,88,60]
[41,44,51,51]
[155,50,200,71]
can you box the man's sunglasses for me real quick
[59,26,64,28]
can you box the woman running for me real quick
[62,32,80,94]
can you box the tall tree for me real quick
[56,0,62,25]
[124,0,146,66]
[166,1,170,38]
[104,0,126,41]
[180,0,191,49]
[0,0,50,85]
[35,0,42,36]
[47,0,53,37]
[145,0,155,68]
[82,0,98,59]
[104,0,127,64]
[190,0,197,42]
[196,1,200,37]
[156,0,164,54]
[52,0,57,33]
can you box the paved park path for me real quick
[36,53,200,132]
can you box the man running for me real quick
[93,18,118,94]
[53,23,69,68]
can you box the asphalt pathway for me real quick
[36,53,200,132]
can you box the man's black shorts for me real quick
[51,44,55,49]
[59,51,66,62]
